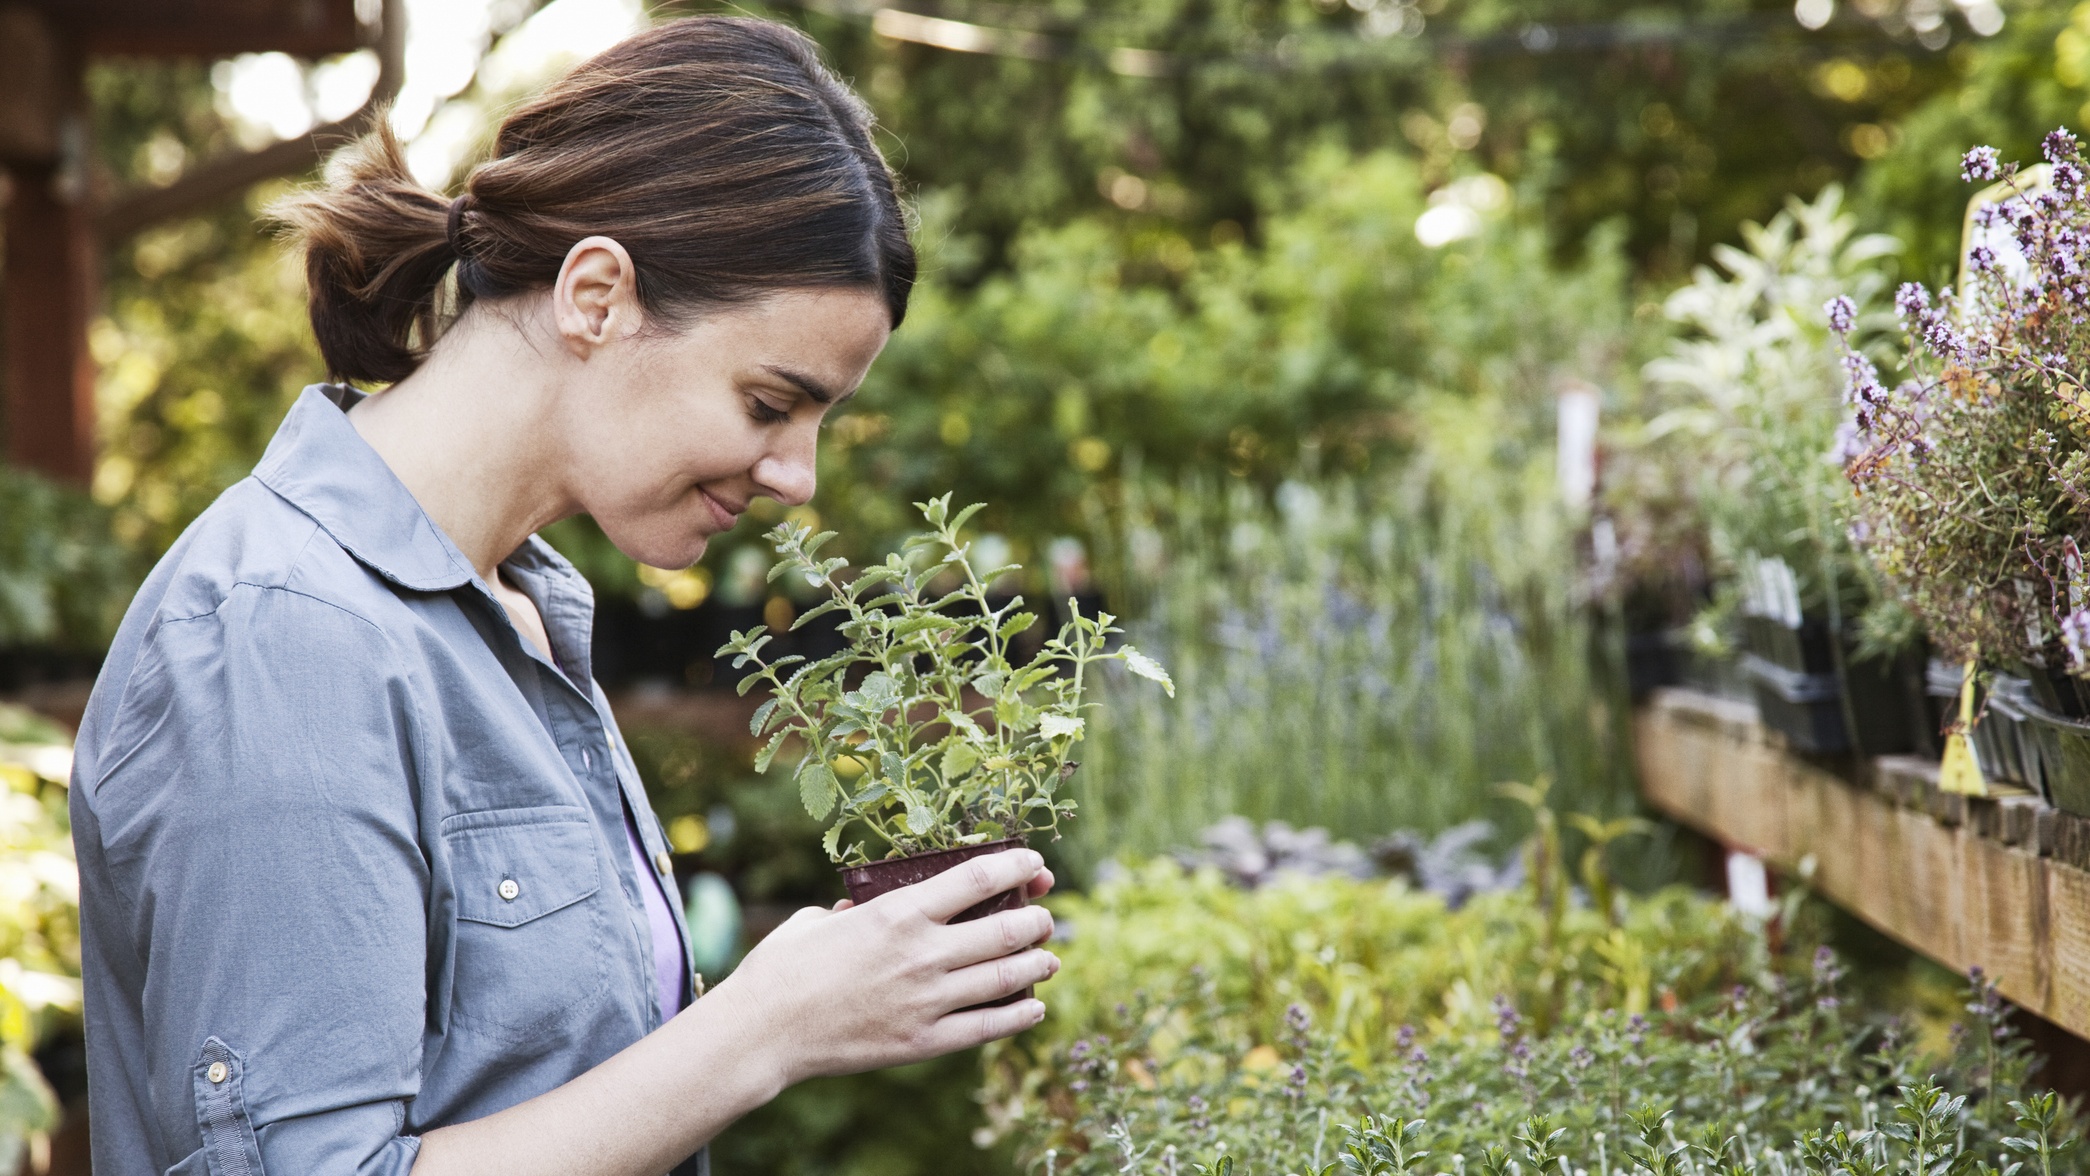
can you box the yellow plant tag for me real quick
[1939,661,1989,797]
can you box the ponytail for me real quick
[274,17,915,386]
[273,124,459,384]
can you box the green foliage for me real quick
[1059,463,1642,877]
[87,62,327,555]
[1855,4,2086,282]
[982,855,1771,1154]
[720,0,1960,279]
[1012,922,2076,1176]
[715,1051,1015,1176]
[802,147,1649,581]
[0,467,137,649]
[0,709,84,1170]
[719,495,1171,864]
[1622,185,1902,641]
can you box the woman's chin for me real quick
[600,521,709,571]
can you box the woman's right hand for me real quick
[704,847,1059,1090]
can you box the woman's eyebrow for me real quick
[761,364,854,405]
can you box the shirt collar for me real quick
[253,384,478,593]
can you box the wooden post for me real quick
[0,4,94,485]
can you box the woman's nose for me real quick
[752,440,816,507]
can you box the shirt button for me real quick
[653,851,673,876]
[498,878,520,901]
[206,1062,228,1085]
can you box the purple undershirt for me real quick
[624,813,686,1024]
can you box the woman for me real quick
[69,17,1058,1176]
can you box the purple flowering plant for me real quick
[1833,131,2090,670]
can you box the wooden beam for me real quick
[0,4,94,485]
[3,162,99,484]
[1637,687,2090,1040]
[20,0,363,58]
[97,0,403,243]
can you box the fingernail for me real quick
[1048,954,1061,975]
[1028,850,1045,869]
[1029,1000,1047,1023]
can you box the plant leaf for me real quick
[749,697,780,737]
[997,611,1038,640]
[821,821,842,861]
[942,741,979,780]
[798,760,838,820]
[752,729,790,774]
[905,800,936,835]
[1039,712,1085,740]
[1122,646,1176,697]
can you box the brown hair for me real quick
[276,16,914,384]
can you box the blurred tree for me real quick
[692,0,1971,279]
[1855,1,2082,282]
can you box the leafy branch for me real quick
[718,494,1174,865]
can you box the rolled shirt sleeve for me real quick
[81,584,429,1175]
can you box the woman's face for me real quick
[549,283,892,570]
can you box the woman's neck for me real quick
[347,310,577,583]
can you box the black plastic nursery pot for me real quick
[2022,662,2090,720]
[1739,654,1846,753]
[1738,615,1925,757]
[2018,690,2090,815]
[1969,674,2042,793]
[840,838,1032,1009]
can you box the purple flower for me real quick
[1825,295,1857,334]
[1963,145,2001,182]
[2046,128,2080,165]
[1969,245,1998,273]
[2063,609,2090,671]
[1895,282,1931,319]
[1570,1045,1594,1069]
[1830,419,1866,467]
[2058,161,2086,201]
[1841,351,1886,406]
[1922,314,1969,363]
[1493,995,1522,1042]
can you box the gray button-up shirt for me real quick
[71,385,702,1175]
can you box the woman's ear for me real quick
[552,236,643,359]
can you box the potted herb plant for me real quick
[718,495,1174,993]
[1635,186,1926,755]
[1834,131,2090,803]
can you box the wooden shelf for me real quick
[1636,687,2090,1040]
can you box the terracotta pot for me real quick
[841,837,1033,1008]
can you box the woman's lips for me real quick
[698,488,739,533]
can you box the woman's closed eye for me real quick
[748,396,793,425]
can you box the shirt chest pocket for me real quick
[441,807,609,1042]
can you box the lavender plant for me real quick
[717,494,1173,866]
[1832,130,2090,670]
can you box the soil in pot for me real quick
[841,837,1034,1009]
